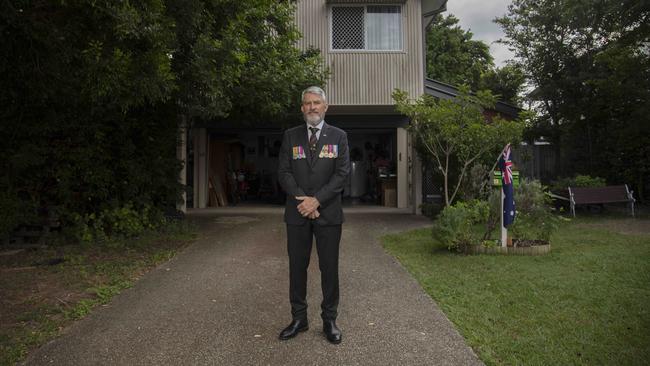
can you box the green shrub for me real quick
[510,208,559,242]
[420,202,443,219]
[514,178,548,213]
[432,200,488,252]
[66,203,164,244]
[481,179,560,242]
[435,179,561,251]
[459,163,491,201]
[482,188,502,240]
[0,191,38,240]
[551,175,606,191]
[573,175,606,187]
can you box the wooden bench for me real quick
[568,185,636,217]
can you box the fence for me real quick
[421,142,558,204]
[511,143,557,183]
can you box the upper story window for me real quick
[331,5,402,51]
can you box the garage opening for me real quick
[188,127,398,208]
[346,129,397,206]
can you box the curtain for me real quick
[366,6,401,50]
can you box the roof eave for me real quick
[424,78,522,119]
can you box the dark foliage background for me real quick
[0,0,326,241]
[497,0,650,201]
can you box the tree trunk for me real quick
[443,154,450,206]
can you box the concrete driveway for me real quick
[24,208,482,365]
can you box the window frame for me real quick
[329,4,404,53]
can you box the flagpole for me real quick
[501,188,507,247]
[498,143,511,248]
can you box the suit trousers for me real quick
[286,221,341,321]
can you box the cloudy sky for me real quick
[445,0,514,66]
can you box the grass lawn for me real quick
[382,215,650,366]
[0,222,196,366]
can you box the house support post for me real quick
[413,147,423,215]
[176,118,187,213]
[193,128,208,208]
[397,127,409,208]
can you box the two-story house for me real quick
[183,0,448,212]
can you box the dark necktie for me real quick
[309,127,319,153]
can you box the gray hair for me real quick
[301,86,327,103]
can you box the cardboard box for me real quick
[383,188,397,207]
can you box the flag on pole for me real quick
[499,144,516,227]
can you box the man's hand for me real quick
[307,209,320,220]
[296,196,320,217]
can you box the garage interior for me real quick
[185,128,399,208]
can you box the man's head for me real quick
[301,86,328,127]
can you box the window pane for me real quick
[366,6,401,50]
[332,6,365,49]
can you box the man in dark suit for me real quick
[277,86,350,344]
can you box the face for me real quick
[301,92,328,126]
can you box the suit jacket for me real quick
[278,122,350,225]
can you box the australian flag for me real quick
[499,144,516,227]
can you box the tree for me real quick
[571,42,650,199]
[0,1,327,240]
[426,14,493,91]
[426,14,526,107]
[1,0,178,239]
[478,64,526,106]
[393,88,524,207]
[166,0,327,125]
[496,0,650,199]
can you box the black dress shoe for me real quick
[323,319,342,344]
[279,319,309,340]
